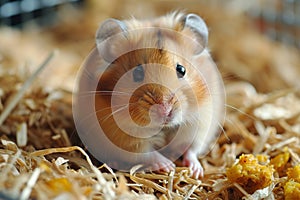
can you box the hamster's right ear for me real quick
[95,19,128,62]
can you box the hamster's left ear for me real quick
[95,19,128,62]
[182,14,208,52]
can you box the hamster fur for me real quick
[74,12,225,178]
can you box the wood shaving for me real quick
[0,1,300,199]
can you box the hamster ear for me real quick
[95,19,128,62]
[182,14,208,53]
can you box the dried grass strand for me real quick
[0,50,57,126]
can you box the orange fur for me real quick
[95,45,208,153]
[76,12,225,175]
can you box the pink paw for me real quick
[182,151,203,179]
[147,152,175,173]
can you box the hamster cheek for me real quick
[170,107,184,125]
[173,91,190,123]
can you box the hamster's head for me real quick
[95,12,210,130]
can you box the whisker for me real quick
[217,122,230,142]
[110,122,122,138]
[223,117,242,137]
[78,90,137,97]
[81,90,133,95]
[76,102,138,126]
[185,78,226,95]
[83,115,121,144]
[100,105,130,122]
[94,103,129,113]
[225,104,256,120]
[99,102,140,122]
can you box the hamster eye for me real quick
[133,64,144,82]
[176,64,186,78]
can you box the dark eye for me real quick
[133,64,144,82]
[176,64,186,78]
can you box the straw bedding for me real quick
[0,1,299,199]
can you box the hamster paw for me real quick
[182,150,204,179]
[147,152,175,173]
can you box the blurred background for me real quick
[1,0,299,48]
[0,0,300,93]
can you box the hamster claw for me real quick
[182,151,204,179]
[152,162,175,173]
[145,152,175,172]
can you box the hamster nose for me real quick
[155,103,172,118]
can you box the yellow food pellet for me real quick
[226,154,274,194]
[83,187,93,196]
[287,165,300,183]
[284,181,300,200]
[45,177,73,195]
[256,154,269,165]
[270,151,290,173]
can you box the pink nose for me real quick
[156,103,172,118]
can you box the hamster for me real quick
[73,12,225,179]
